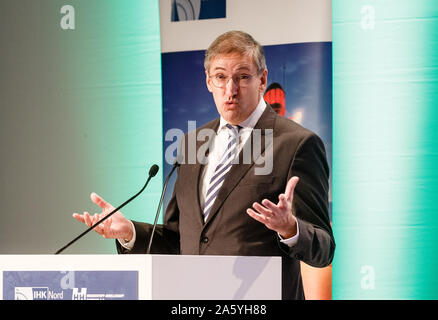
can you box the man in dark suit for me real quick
[73,30,335,300]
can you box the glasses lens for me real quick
[212,75,226,87]
[210,74,254,88]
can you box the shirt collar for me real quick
[219,97,267,132]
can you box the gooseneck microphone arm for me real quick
[55,164,159,255]
[146,159,181,254]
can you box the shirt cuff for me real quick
[117,220,136,251]
[278,219,299,247]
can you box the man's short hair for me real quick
[204,30,266,74]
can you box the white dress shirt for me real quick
[119,98,299,250]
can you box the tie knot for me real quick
[225,124,241,137]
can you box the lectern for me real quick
[0,255,281,300]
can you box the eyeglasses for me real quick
[209,73,257,88]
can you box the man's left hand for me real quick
[246,176,299,239]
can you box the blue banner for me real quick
[3,271,138,300]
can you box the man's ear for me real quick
[259,69,268,93]
[205,70,213,93]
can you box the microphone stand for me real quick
[146,160,180,254]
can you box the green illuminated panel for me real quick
[66,1,163,253]
[333,0,438,299]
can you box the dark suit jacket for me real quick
[117,104,335,300]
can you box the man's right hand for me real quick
[73,192,134,241]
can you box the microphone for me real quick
[146,156,182,254]
[55,164,159,254]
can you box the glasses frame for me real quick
[208,72,259,88]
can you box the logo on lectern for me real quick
[14,287,64,300]
[3,271,138,300]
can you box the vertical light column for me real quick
[333,0,438,298]
[62,0,163,253]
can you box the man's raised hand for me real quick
[72,192,133,241]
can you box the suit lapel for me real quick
[189,118,220,226]
[204,105,277,226]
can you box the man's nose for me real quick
[225,77,239,96]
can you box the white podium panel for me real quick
[0,255,281,300]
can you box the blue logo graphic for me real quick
[3,271,138,300]
[171,0,226,21]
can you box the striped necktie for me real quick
[203,124,241,221]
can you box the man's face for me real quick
[206,53,268,125]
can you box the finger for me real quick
[252,202,273,216]
[261,199,279,213]
[285,176,299,201]
[73,213,87,224]
[95,213,109,230]
[92,221,104,235]
[278,194,288,209]
[91,214,102,228]
[83,211,92,227]
[72,213,85,223]
[90,192,111,210]
[246,208,268,224]
[94,221,105,236]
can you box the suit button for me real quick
[201,236,209,243]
